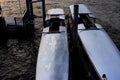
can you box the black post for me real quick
[26,0,34,20]
[73,4,78,47]
[42,0,46,27]
[30,0,34,20]
[0,5,2,14]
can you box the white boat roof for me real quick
[69,4,96,18]
[46,14,65,20]
[46,8,65,20]
[70,4,92,14]
[47,8,64,15]
[78,24,120,80]
[36,26,69,80]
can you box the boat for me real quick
[70,4,120,80]
[36,8,69,80]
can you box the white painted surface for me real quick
[78,24,120,80]
[46,8,65,20]
[36,26,69,80]
[46,15,65,20]
[5,17,15,25]
[70,4,95,18]
[47,8,64,15]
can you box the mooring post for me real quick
[73,4,78,47]
[42,0,46,27]
[26,0,34,20]
[30,0,34,20]
[0,5,2,14]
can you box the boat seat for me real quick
[4,17,23,26]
